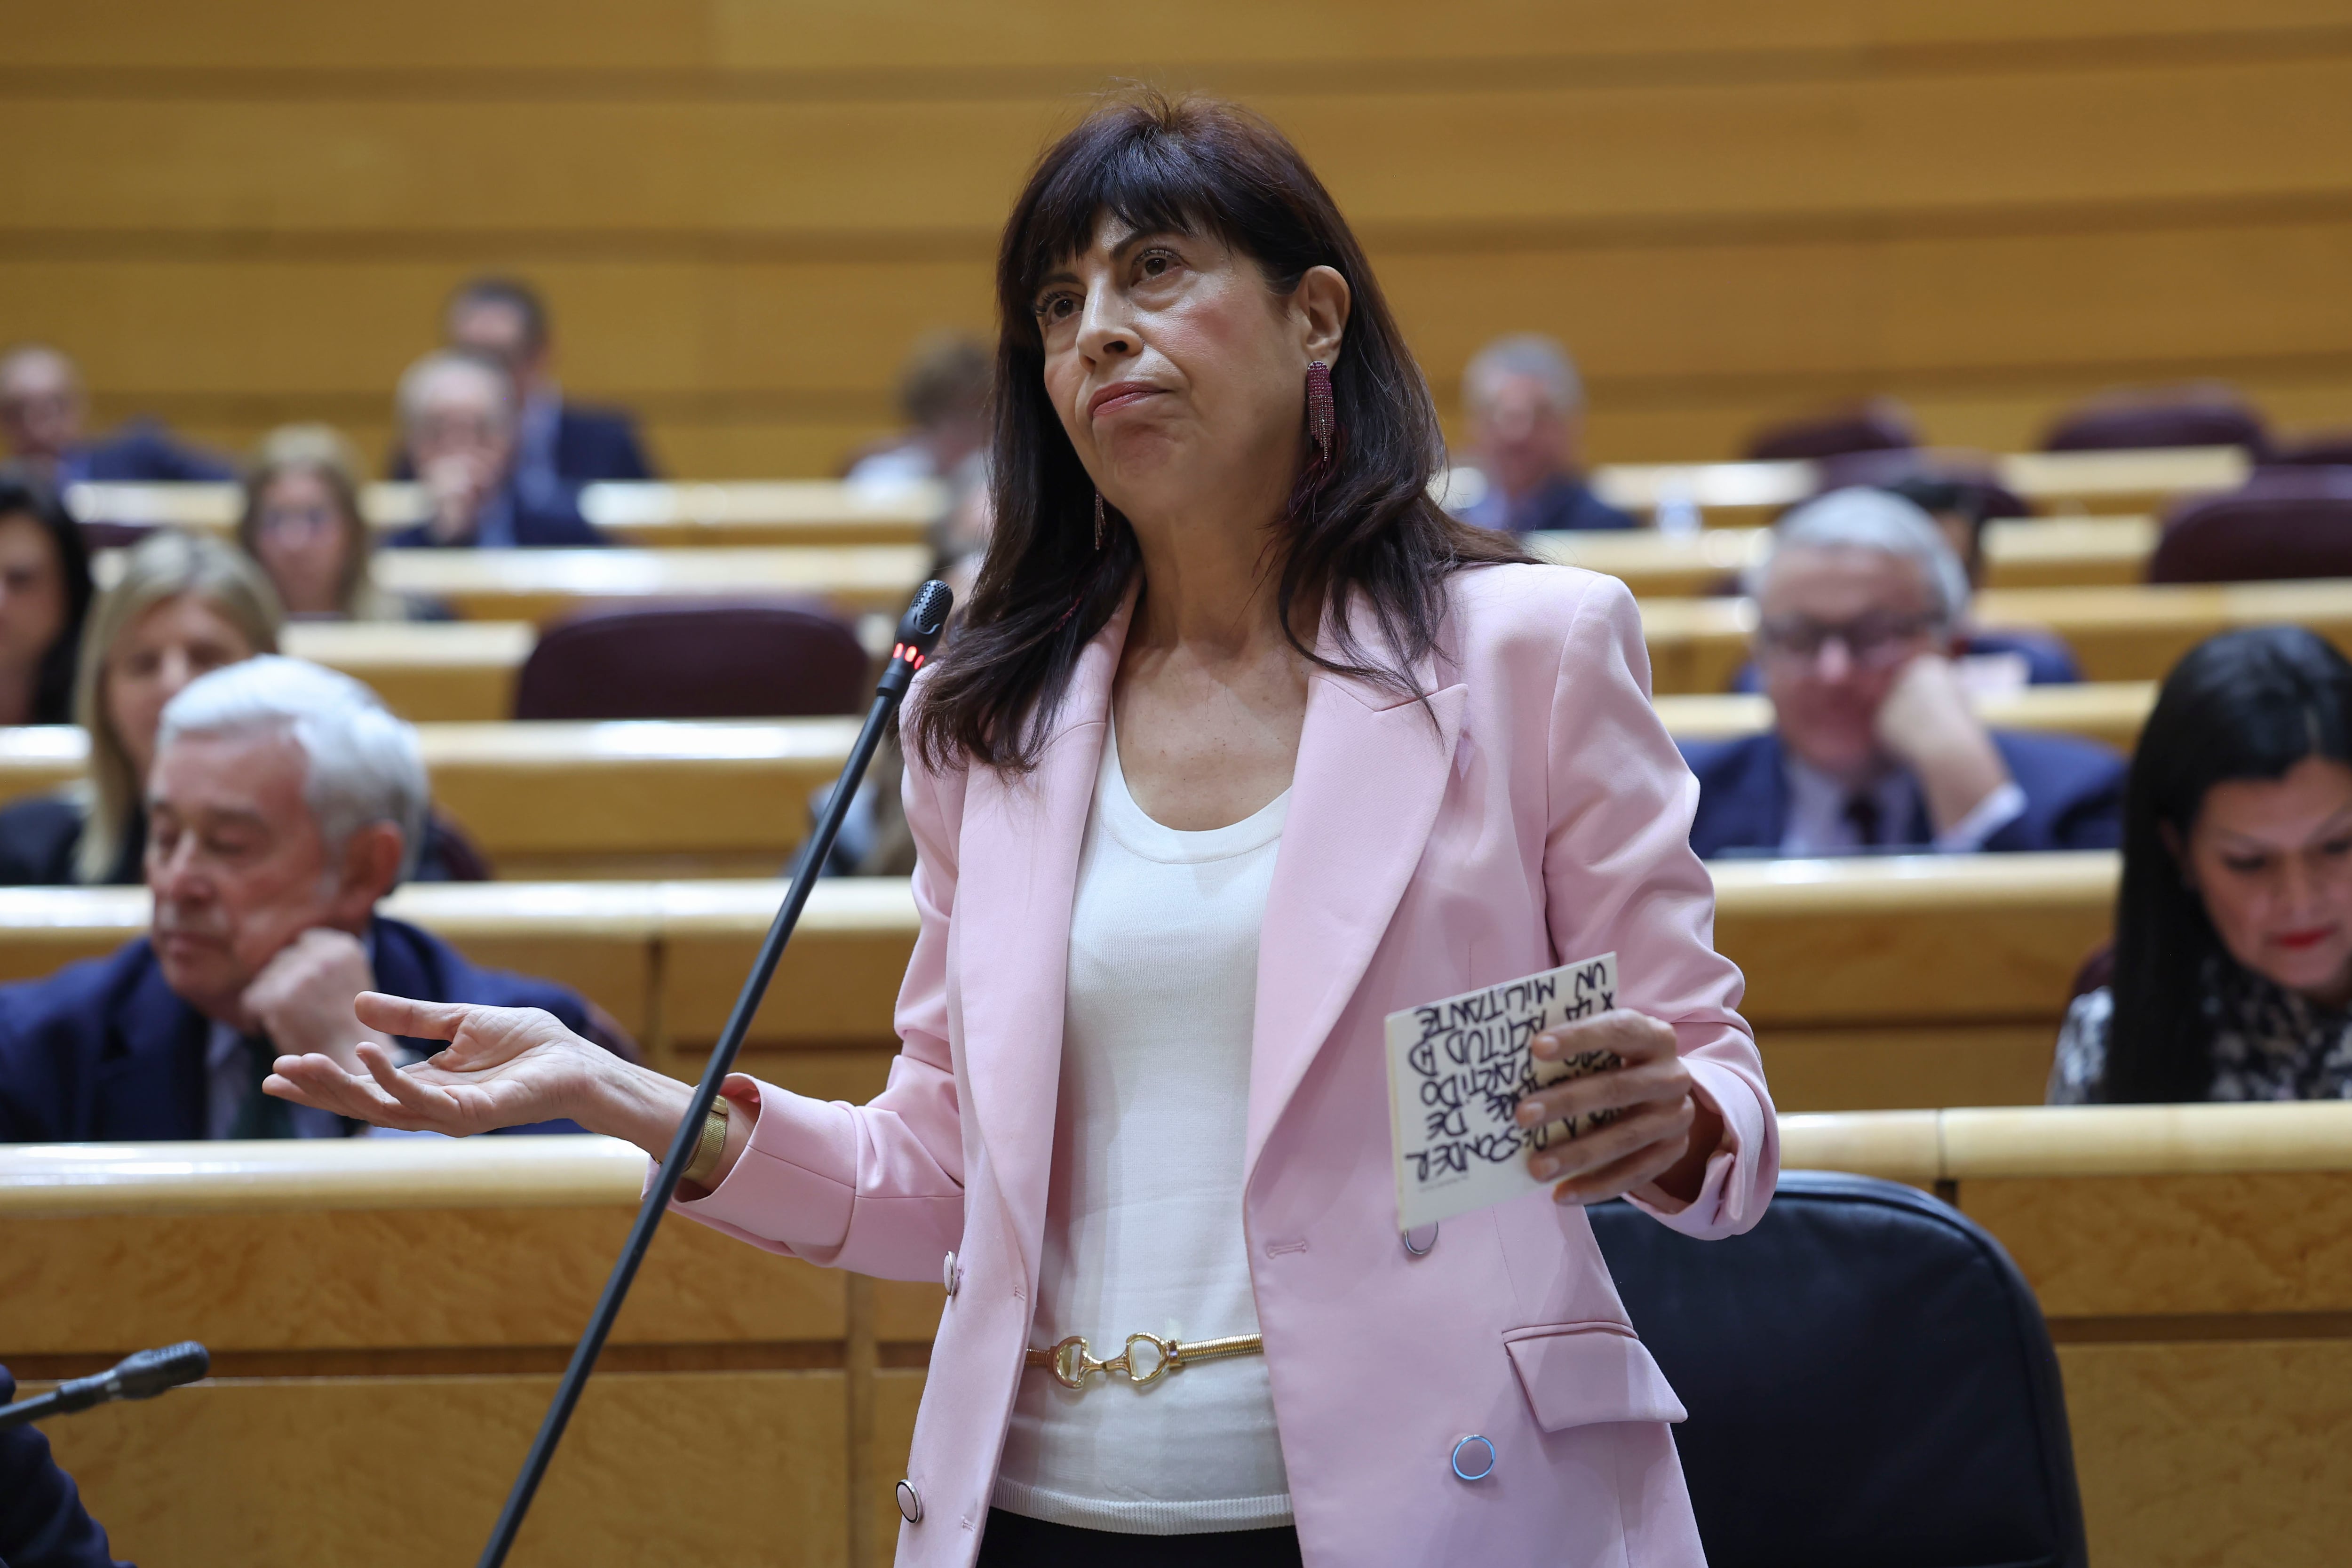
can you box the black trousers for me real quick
[974,1508,1303,1567]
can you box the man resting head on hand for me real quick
[1681,488,2126,859]
[0,656,633,1142]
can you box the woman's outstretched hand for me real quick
[263,991,686,1151]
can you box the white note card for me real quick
[1385,953,1621,1232]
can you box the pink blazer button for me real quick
[1452,1435,1496,1481]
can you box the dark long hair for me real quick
[0,467,94,724]
[911,89,1527,771]
[2107,626,2352,1101]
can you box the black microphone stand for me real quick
[0,1342,211,1432]
[476,581,954,1568]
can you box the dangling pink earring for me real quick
[1093,491,1106,550]
[1305,360,1335,461]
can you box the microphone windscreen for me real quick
[113,1341,210,1401]
[897,581,954,657]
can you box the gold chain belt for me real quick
[1025,1332,1264,1391]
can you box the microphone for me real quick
[879,578,953,699]
[475,581,955,1568]
[0,1342,210,1432]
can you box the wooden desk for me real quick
[577,481,942,547]
[5,1101,2343,1568]
[1535,516,2158,597]
[1980,516,2160,589]
[1970,579,2352,685]
[1589,445,2247,526]
[0,856,2114,1108]
[0,719,859,881]
[1655,681,2155,753]
[65,479,943,549]
[279,621,534,722]
[371,545,933,624]
[1640,578,2352,694]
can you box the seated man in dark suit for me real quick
[0,656,630,1142]
[1681,488,2125,858]
[391,276,656,506]
[0,1365,124,1567]
[1451,334,1638,534]
[0,343,232,486]
[383,349,602,549]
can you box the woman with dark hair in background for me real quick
[0,470,94,726]
[271,91,1774,1566]
[2052,625,2352,1103]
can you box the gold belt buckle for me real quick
[1045,1331,1177,1389]
[1030,1331,1263,1391]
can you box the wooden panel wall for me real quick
[9,2,2352,476]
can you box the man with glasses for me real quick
[1679,488,2125,859]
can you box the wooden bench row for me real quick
[4,1099,2340,1568]
[1643,578,2352,694]
[68,444,2234,551]
[0,681,2157,880]
[0,854,2118,1109]
[69,478,944,549]
[67,444,2243,549]
[0,719,857,880]
[231,575,2352,723]
[1586,444,2249,523]
[104,543,941,629]
[1537,515,2159,595]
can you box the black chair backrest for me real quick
[1807,447,2034,524]
[2265,433,2352,468]
[77,520,156,551]
[2147,467,2352,583]
[1589,1171,2087,1568]
[2042,388,2267,456]
[512,600,869,721]
[1745,400,1919,462]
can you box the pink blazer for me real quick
[679,562,1777,1567]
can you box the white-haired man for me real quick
[0,657,629,1141]
[1680,489,2126,858]
[383,348,602,549]
[1455,333,1637,534]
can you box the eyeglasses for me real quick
[255,503,340,539]
[1756,612,1937,670]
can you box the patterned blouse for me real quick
[2049,959,2352,1104]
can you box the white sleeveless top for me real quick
[991,723,1294,1534]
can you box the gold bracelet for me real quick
[682,1099,731,1186]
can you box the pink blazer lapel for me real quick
[1248,633,1466,1178]
[954,591,1133,1269]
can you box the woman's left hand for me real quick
[1513,1010,1723,1208]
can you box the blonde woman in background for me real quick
[0,529,487,884]
[236,425,421,621]
[0,531,283,884]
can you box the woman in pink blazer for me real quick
[272,90,1775,1568]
